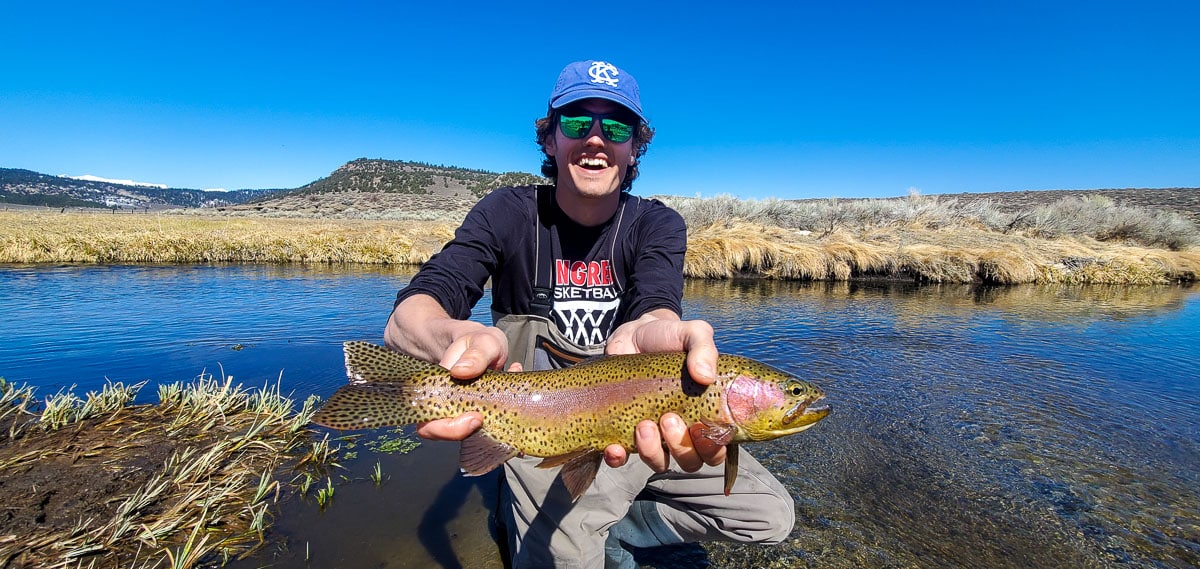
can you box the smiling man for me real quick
[384,60,794,568]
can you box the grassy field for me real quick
[2,190,1198,284]
[0,212,455,264]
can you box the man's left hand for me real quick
[603,309,723,471]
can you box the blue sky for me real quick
[3,1,1197,199]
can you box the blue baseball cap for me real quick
[548,60,645,122]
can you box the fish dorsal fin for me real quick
[459,429,520,476]
[537,447,604,501]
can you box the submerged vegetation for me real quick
[0,375,336,568]
[1,190,1197,284]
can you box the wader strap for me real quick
[531,185,554,318]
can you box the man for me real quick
[384,60,794,568]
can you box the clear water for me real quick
[1,265,1197,568]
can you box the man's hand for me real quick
[386,294,513,442]
[415,412,484,441]
[438,326,510,379]
[602,309,722,472]
[414,358,523,441]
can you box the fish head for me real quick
[721,357,830,442]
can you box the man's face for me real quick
[545,98,636,201]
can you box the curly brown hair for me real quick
[534,106,655,193]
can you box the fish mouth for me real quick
[783,396,831,427]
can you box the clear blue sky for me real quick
[3,1,1197,199]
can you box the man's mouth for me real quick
[576,157,609,170]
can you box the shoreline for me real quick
[2,207,1196,285]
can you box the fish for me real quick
[312,341,830,500]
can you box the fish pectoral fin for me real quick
[459,429,520,476]
[723,443,740,496]
[699,418,738,446]
[537,447,604,501]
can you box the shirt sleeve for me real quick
[394,191,509,319]
[620,200,686,321]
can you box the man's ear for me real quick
[544,137,556,155]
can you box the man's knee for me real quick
[756,489,796,544]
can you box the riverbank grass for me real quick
[0,376,334,568]
[685,221,1200,284]
[2,191,1197,284]
[0,211,455,264]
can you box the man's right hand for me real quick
[438,326,510,379]
[416,412,484,440]
[386,294,514,442]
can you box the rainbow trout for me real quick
[312,341,830,500]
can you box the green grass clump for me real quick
[0,374,335,568]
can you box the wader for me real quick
[491,189,796,568]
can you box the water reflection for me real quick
[683,279,1199,568]
[3,265,1197,568]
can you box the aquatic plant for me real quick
[0,375,337,568]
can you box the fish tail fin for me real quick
[343,341,445,383]
[311,381,421,430]
[310,342,445,431]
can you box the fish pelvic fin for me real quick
[460,429,520,476]
[723,443,740,497]
[537,447,604,501]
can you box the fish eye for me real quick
[787,382,805,396]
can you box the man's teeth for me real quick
[578,157,609,168]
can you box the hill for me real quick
[0,168,278,210]
[0,159,546,215]
[225,158,547,218]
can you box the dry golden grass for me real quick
[685,222,1199,284]
[2,209,1197,284]
[0,211,456,264]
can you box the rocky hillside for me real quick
[0,168,277,210]
[225,159,547,218]
[291,158,545,197]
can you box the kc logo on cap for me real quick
[588,61,620,87]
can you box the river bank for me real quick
[3,188,1198,284]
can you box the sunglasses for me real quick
[558,113,635,143]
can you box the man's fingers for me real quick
[441,328,508,379]
[604,444,628,468]
[688,422,727,466]
[634,420,669,472]
[414,413,483,441]
[660,413,704,473]
[684,343,719,386]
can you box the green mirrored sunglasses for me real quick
[558,113,635,143]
